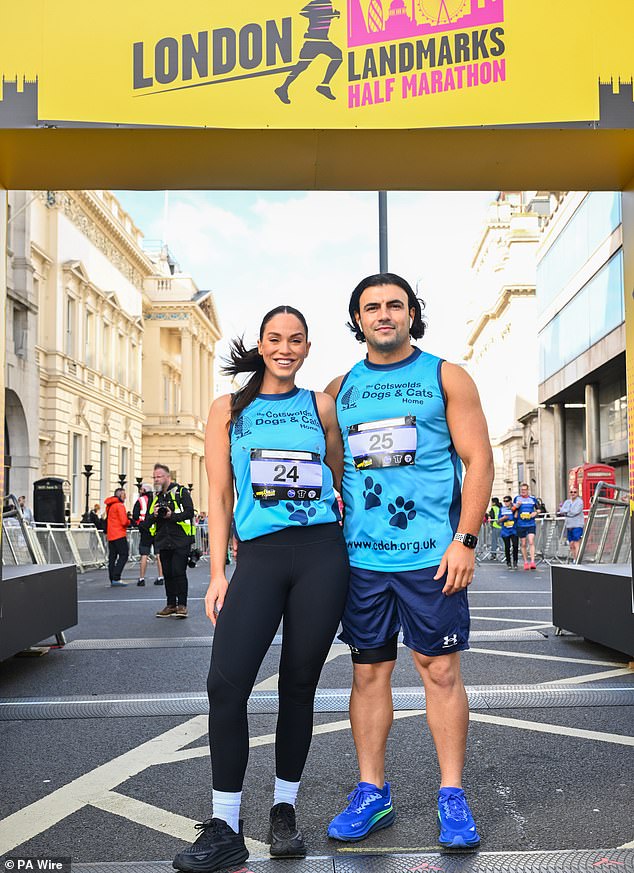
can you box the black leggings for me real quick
[207,523,349,792]
[503,535,519,564]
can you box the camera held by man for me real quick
[142,462,196,619]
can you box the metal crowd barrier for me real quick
[577,481,631,564]
[476,515,571,566]
[1,508,107,572]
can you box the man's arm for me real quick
[315,391,344,491]
[324,374,344,401]
[435,362,494,595]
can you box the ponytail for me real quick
[222,337,266,421]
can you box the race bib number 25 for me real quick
[250,448,323,501]
[347,416,417,471]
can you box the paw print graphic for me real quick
[388,496,416,530]
[363,476,383,510]
[286,500,317,525]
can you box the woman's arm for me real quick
[204,394,234,626]
[315,391,344,492]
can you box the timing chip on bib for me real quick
[250,448,323,501]
[347,415,417,471]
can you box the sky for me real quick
[114,190,496,392]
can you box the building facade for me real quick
[537,191,626,511]
[4,190,221,520]
[141,250,221,513]
[463,191,558,500]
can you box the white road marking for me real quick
[469,590,550,594]
[90,791,269,856]
[470,712,634,745]
[470,616,553,625]
[468,648,628,668]
[541,667,634,685]
[0,715,208,855]
[470,606,551,610]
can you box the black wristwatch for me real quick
[453,532,478,549]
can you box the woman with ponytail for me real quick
[174,306,349,873]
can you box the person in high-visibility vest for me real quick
[143,464,195,618]
[488,497,502,561]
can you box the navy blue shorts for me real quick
[338,565,470,659]
[517,525,536,538]
[566,527,583,542]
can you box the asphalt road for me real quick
[1,556,633,868]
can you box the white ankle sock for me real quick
[273,777,300,807]
[212,790,241,833]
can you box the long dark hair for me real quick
[347,272,426,342]
[222,305,309,421]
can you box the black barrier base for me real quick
[0,563,77,661]
[551,563,634,658]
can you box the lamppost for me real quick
[135,476,143,493]
[188,483,194,492]
[118,472,127,490]
[82,464,94,521]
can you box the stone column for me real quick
[584,383,600,464]
[192,334,201,419]
[201,344,210,421]
[180,329,193,414]
[553,402,567,507]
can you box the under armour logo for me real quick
[442,633,458,648]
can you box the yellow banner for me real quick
[1,0,633,129]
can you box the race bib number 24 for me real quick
[250,448,323,501]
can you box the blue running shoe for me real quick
[437,787,480,848]
[327,782,395,841]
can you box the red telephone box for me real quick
[568,464,616,510]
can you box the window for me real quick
[71,434,82,515]
[118,334,127,384]
[537,192,621,315]
[120,446,129,487]
[99,441,109,500]
[13,306,28,358]
[66,297,76,357]
[538,250,624,381]
[85,310,94,368]
[102,323,111,377]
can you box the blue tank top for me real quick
[498,505,517,537]
[336,347,461,571]
[230,387,340,541]
[514,494,538,527]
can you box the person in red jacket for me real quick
[104,488,130,587]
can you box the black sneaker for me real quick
[154,577,164,586]
[173,818,248,873]
[137,579,145,587]
[268,802,306,858]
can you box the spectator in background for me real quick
[133,483,164,587]
[512,483,539,570]
[488,497,502,561]
[104,488,130,587]
[499,495,518,569]
[88,503,105,530]
[558,486,584,561]
[18,495,34,524]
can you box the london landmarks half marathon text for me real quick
[131,17,506,107]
